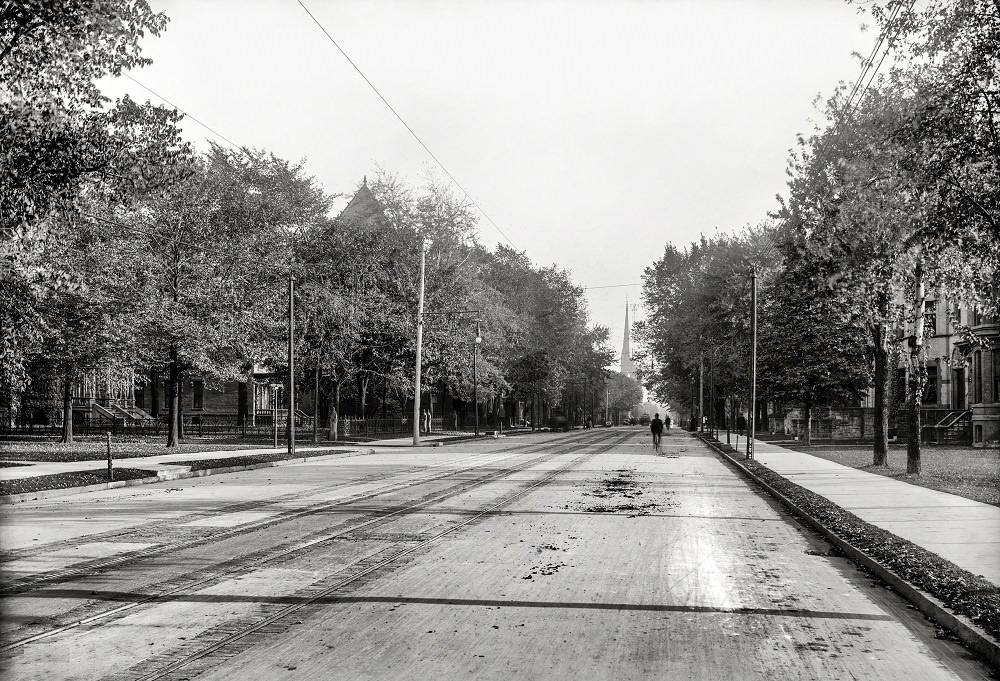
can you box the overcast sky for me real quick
[100,0,873,369]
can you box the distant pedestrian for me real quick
[650,413,664,453]
[664,414,671,433]
[736,413,746,435]
[586,415,593,429]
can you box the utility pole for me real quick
[288,272,295,457]
[748,266,757,460]
[413,239,426,446]
[474,319,480,437]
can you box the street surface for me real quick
[0,429,992,680]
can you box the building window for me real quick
[973,351,983,404]
[193,380,204,410]
[135,386,145,410]
[922,365,938,405]
[923,300,937,336]
[163,381,171,409]
[993,349,999,404]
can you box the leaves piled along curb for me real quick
[699,435,1000,668]
[165,449,345,471]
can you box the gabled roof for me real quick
[336,180,384,227]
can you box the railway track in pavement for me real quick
[2,428,634,667]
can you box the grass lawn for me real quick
[781,443,1000,507]
[0,438,271,463]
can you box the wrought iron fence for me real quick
[0,414,461,442]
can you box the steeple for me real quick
[621,299,636,378]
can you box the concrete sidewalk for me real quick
[745,438,1000,587]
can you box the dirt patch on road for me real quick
[582,468,672,516]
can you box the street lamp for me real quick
[474,320,481,437]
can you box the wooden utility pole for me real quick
[748,266,757,460]
[288,272,295,457]
[413,239,426,446]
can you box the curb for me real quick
[0,448,375,506]
[695,433,1000,669]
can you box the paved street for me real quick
[0,429,992,680]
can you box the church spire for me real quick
[621,299,636,378]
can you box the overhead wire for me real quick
[840,4,897,119]
[294,0,518,251]
[846,1,915,117]
[123,74,243,150]
[839,0,914,123]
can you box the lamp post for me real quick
[474,320,481,437]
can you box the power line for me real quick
[840,0,914,122]
[848,1,915,116]
[841,5,897,116]
[295,0,517,251]
[123,74,243,150]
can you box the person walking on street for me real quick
[664,414,671,433]
[650,413,664,454]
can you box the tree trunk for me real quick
[907,261,925,475]
[61,376,74,444]
[906,366,927,475]
[313,360,320,444]
[872,321,890,466]
[166,348,180,447]
[327,403,338,442]
[907,371,925,474]
[357,373,368,417]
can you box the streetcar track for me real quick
[0,432,596,596]
[0,437,559,564]
[1,430,628,655]
[115,430,633,681]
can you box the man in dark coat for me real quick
[650,413,664,453]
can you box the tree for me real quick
[606,372,643,418]
[1,1,190,429]
[758,234,872,445]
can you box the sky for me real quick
[100,0,874,370]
